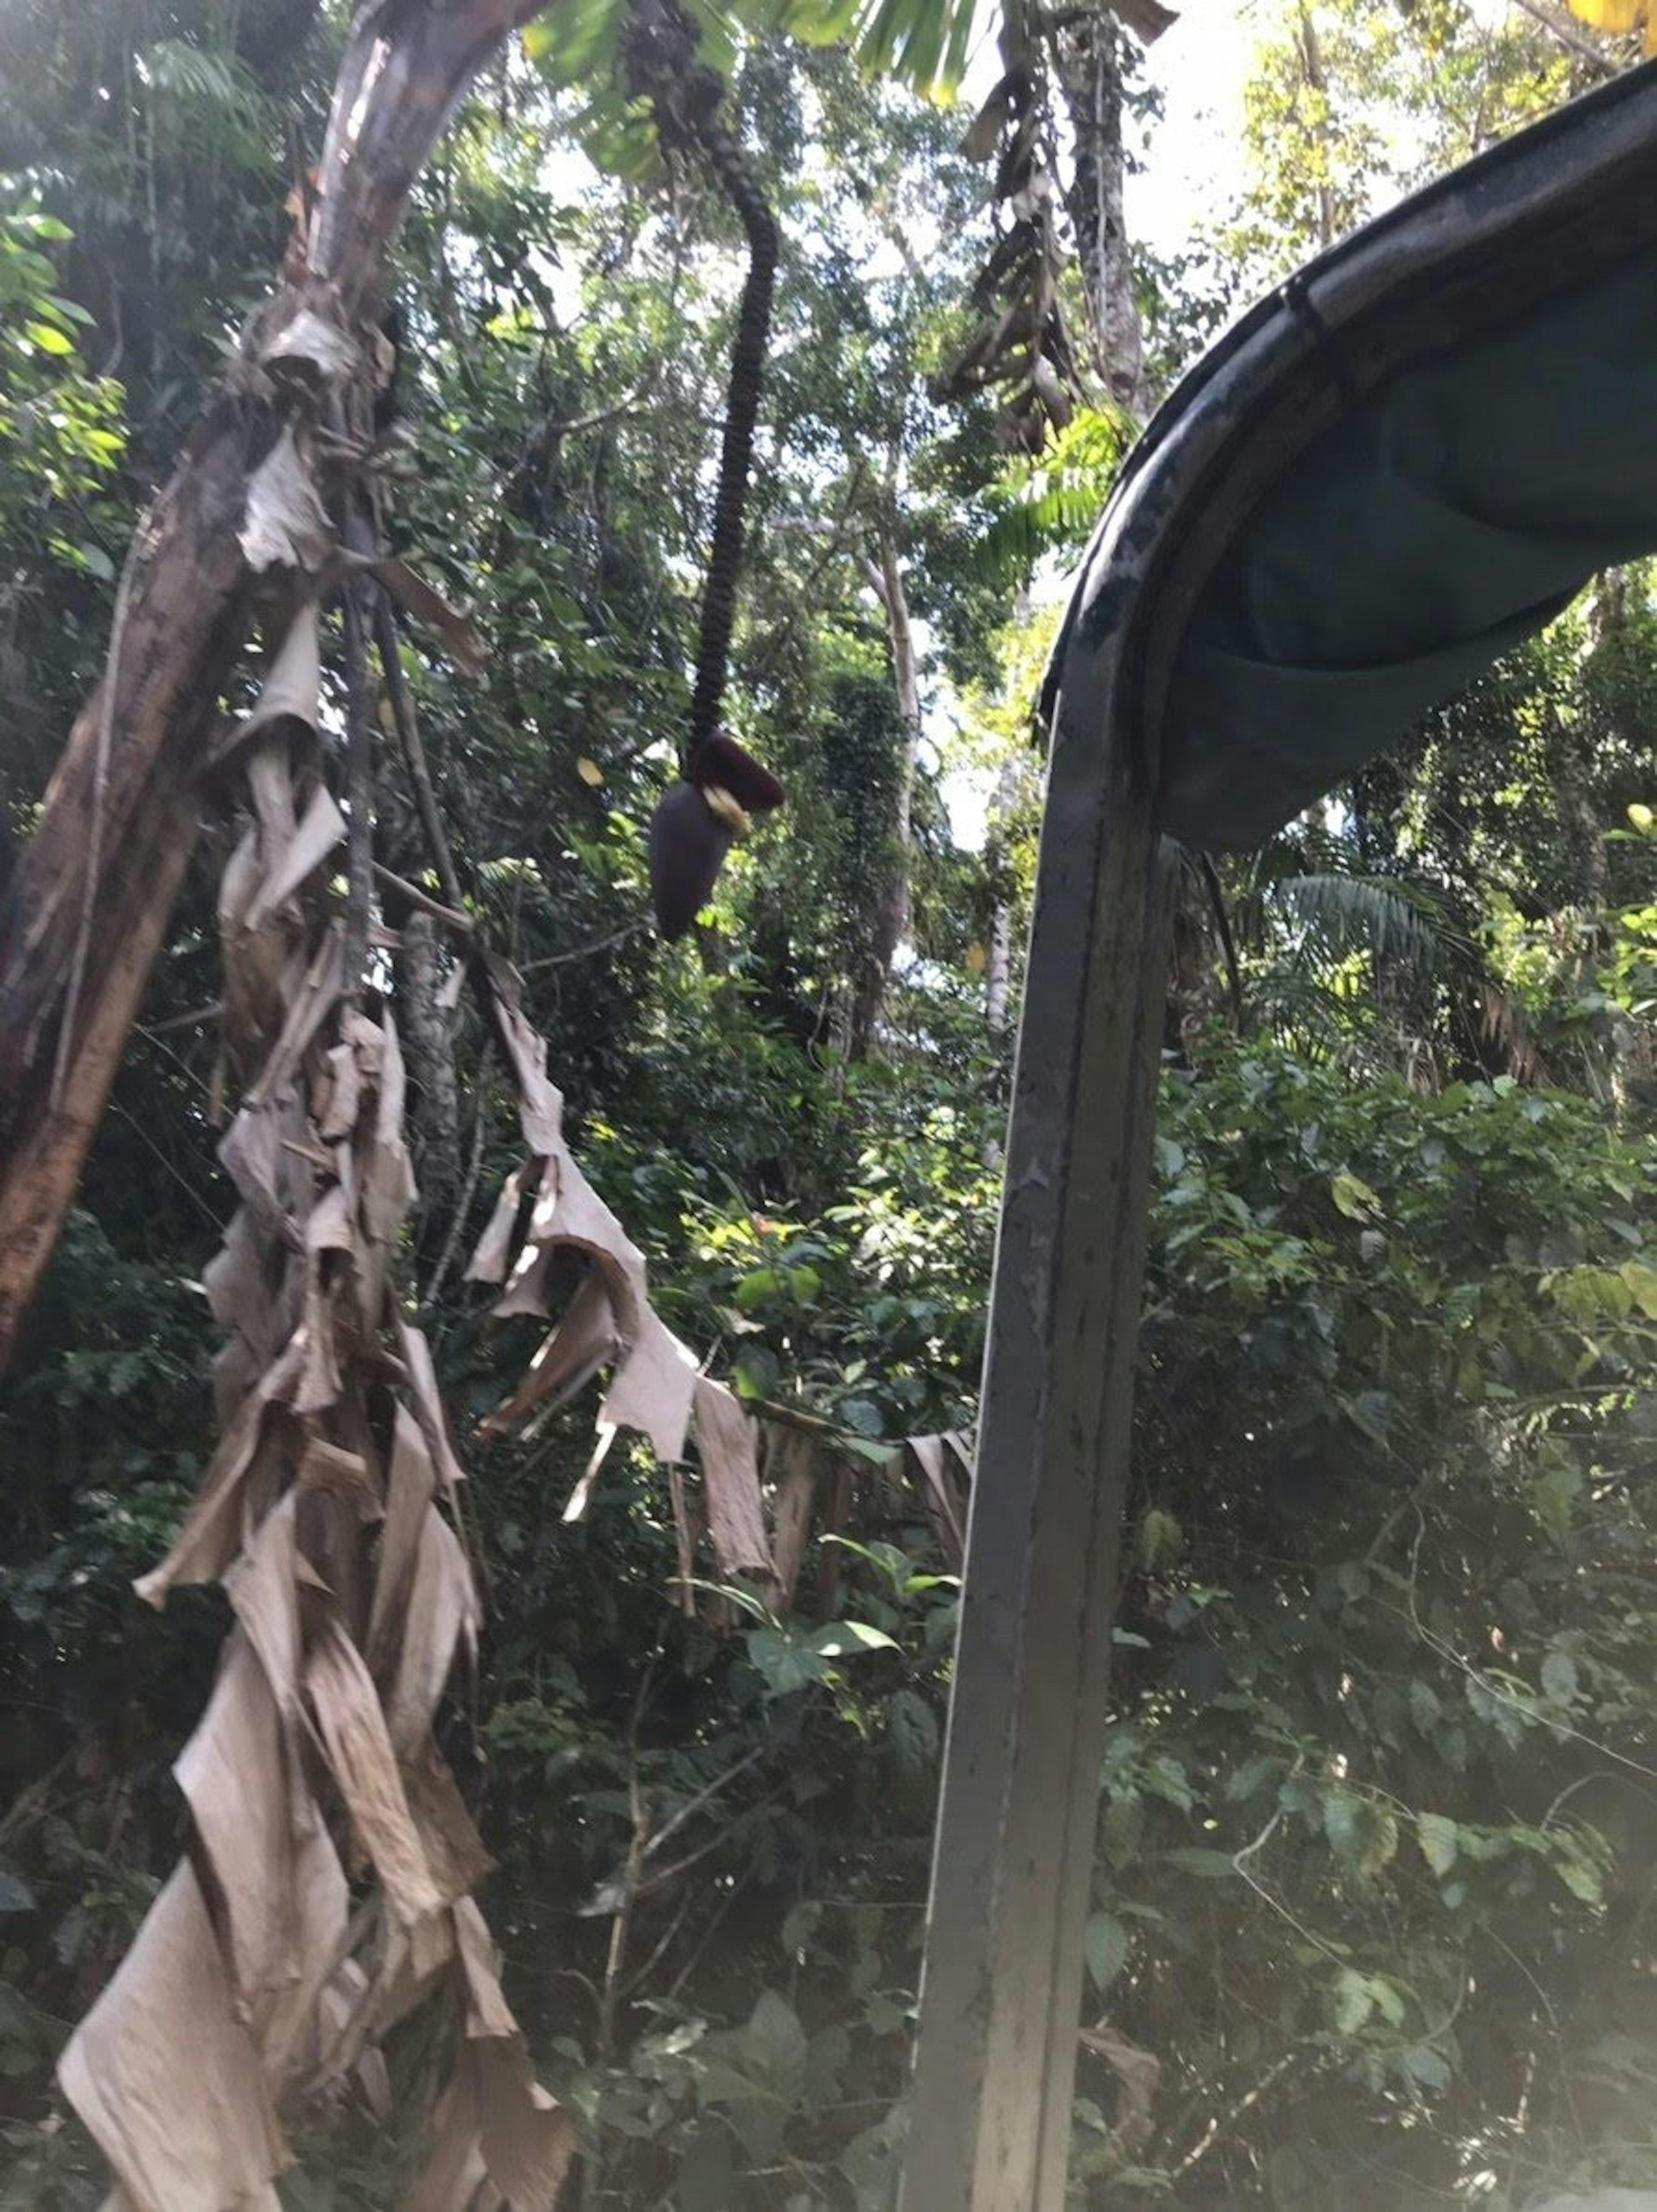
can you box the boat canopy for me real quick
[1047,59,1657,851]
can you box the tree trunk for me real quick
[1297,5,1338,252]
[0,0,544,1371]
[852,523,923,1056]
[985,902,1014,1041]
[398,905,462,1236]
[1052,13,1147,416]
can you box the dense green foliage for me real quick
[3,3,1657,2207]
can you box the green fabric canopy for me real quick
[1050,60,1657,854]
[1162,247,1657,850]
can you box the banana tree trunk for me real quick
[0,0,543,1371]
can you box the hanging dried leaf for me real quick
[59,1864,289,2212]
[479,1269,617,1437]
[243,782,346,932]
[599,1308,697,1462]
[907,1432,971,1569]
[305,1618,446,1925]
[368,554,487,675]
[240,425,334,574]
[386,1507,481,1754]
[767,1427,819,1608]
[693,1375,777,1589]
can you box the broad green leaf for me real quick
[746,1625,828,1697]
[884,1686,939,1780]
[1084,1910,1130,1994]
[1540,1649,1578,1705]
[1331,1170,1381,1220]
[693,1989,808,2161]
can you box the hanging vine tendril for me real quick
[626,0,785,939]
[625,0,777,747]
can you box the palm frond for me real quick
[970,405,1132,586]
[144,40,273,170]
[1269,871,1446,968]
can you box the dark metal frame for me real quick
[901,60,1657,2212]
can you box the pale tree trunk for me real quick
[1297,5,1338,252]
[852,517,923,1056]
[985,901,1014,1041]
[0,0,544,1369]
[982,896,1014,1172]
[1052,13,1147,416]
[983,729,1024,1172]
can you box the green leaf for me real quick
[1357,1804,1400,1879]
[1369,1975,1406,2026]
[1322,1788,1363,1858]
[1084,1910,1130,1994]
[1162,1847,1237,1879]
[1331,1170,1382,1220]
[746,1625,828,1698]
[1400,2044,1450,2090]
[883,1687,940,1780]
[838,1437,900,1466]
[735,1266,782,1312]
[1417,1813,1459,1877]
[23,319,76,356]
[808,1620,898,1659]
[0,1874,35,1913]
[1408,1680,1443,1736]
[1136,1506,1184,1571]
[1540,1649,1578,1705]
[1553,1848,1604,1905]
[693,1989,808,2161]
[1333,1967,1375,2037]
[1224,1754,1279,1803]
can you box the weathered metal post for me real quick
[898,526,1175,2210]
